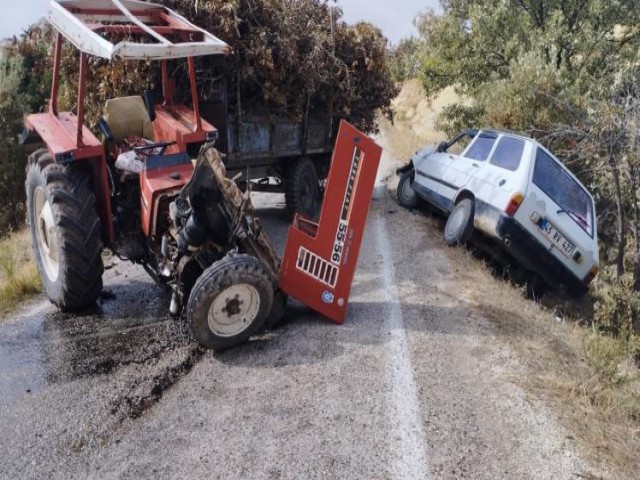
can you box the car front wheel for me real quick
[397,169,419,208]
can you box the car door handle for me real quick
[472,163,479,168]
[498,179,506,186]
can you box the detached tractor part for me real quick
[279,121,382,323]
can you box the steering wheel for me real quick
[134,141,177,157]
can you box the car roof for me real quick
[477,129,533,141]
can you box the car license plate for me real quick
[539,219,575,257]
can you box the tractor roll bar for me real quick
[48,0,230,60]
[46,0,230,147]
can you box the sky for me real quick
[0,0,436,45]
[339,0,437,44]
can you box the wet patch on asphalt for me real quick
[0,260,212,477]
[109,344,205,420]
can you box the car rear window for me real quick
[465,133,496,161]
[533,148,594,236]
[490,136,525,171]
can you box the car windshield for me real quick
[533,148,594,236]
[465,133,497,161]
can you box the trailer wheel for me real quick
[188,255,274,350]
[25,152,104,311]
[285,157,319,219]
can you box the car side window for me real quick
[464,134,496,161]
[490,137,525,171]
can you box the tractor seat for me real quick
[103,96,156,174]
[104,96,155,144]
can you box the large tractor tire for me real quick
[285,157,319,219]
[25,151,104,310]
[188,255,274,350]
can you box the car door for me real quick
[468,134,532,210]
[440,131,499,206]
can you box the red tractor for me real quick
[24,1,382,350]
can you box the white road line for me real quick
[374,216,430,480]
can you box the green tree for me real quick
[417,0,640,99]
[0,55,28,233]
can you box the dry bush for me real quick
[451,248,640,478]
[163,0,397,132]
[380,80,459,161]
[0,230,41,315]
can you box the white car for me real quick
[396,129,599,298]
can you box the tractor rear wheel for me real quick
[25,152,104,310]
[188,255,274,350]
[285,157,319,220]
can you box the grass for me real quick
[0,229,42,315]
[384,80,640,478]
[464,258,640,478]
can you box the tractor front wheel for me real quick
[188,255,274,350]
[25,152,104,310]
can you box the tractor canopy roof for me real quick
[48,0,230,60]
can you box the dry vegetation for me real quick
[463,259,640,478]
[0,230,41,315]
[379,79,459,160]
[384,81,640,478]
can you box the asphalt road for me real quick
[0,148,600,479]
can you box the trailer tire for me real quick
[285,157,319,220]
[25,152,104,311]
[188,255,274,350]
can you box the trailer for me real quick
[200,89,335,219]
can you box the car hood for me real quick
[412,144,437,168]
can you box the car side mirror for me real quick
[436,141,448,153]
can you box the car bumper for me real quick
[476,201,588,298]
